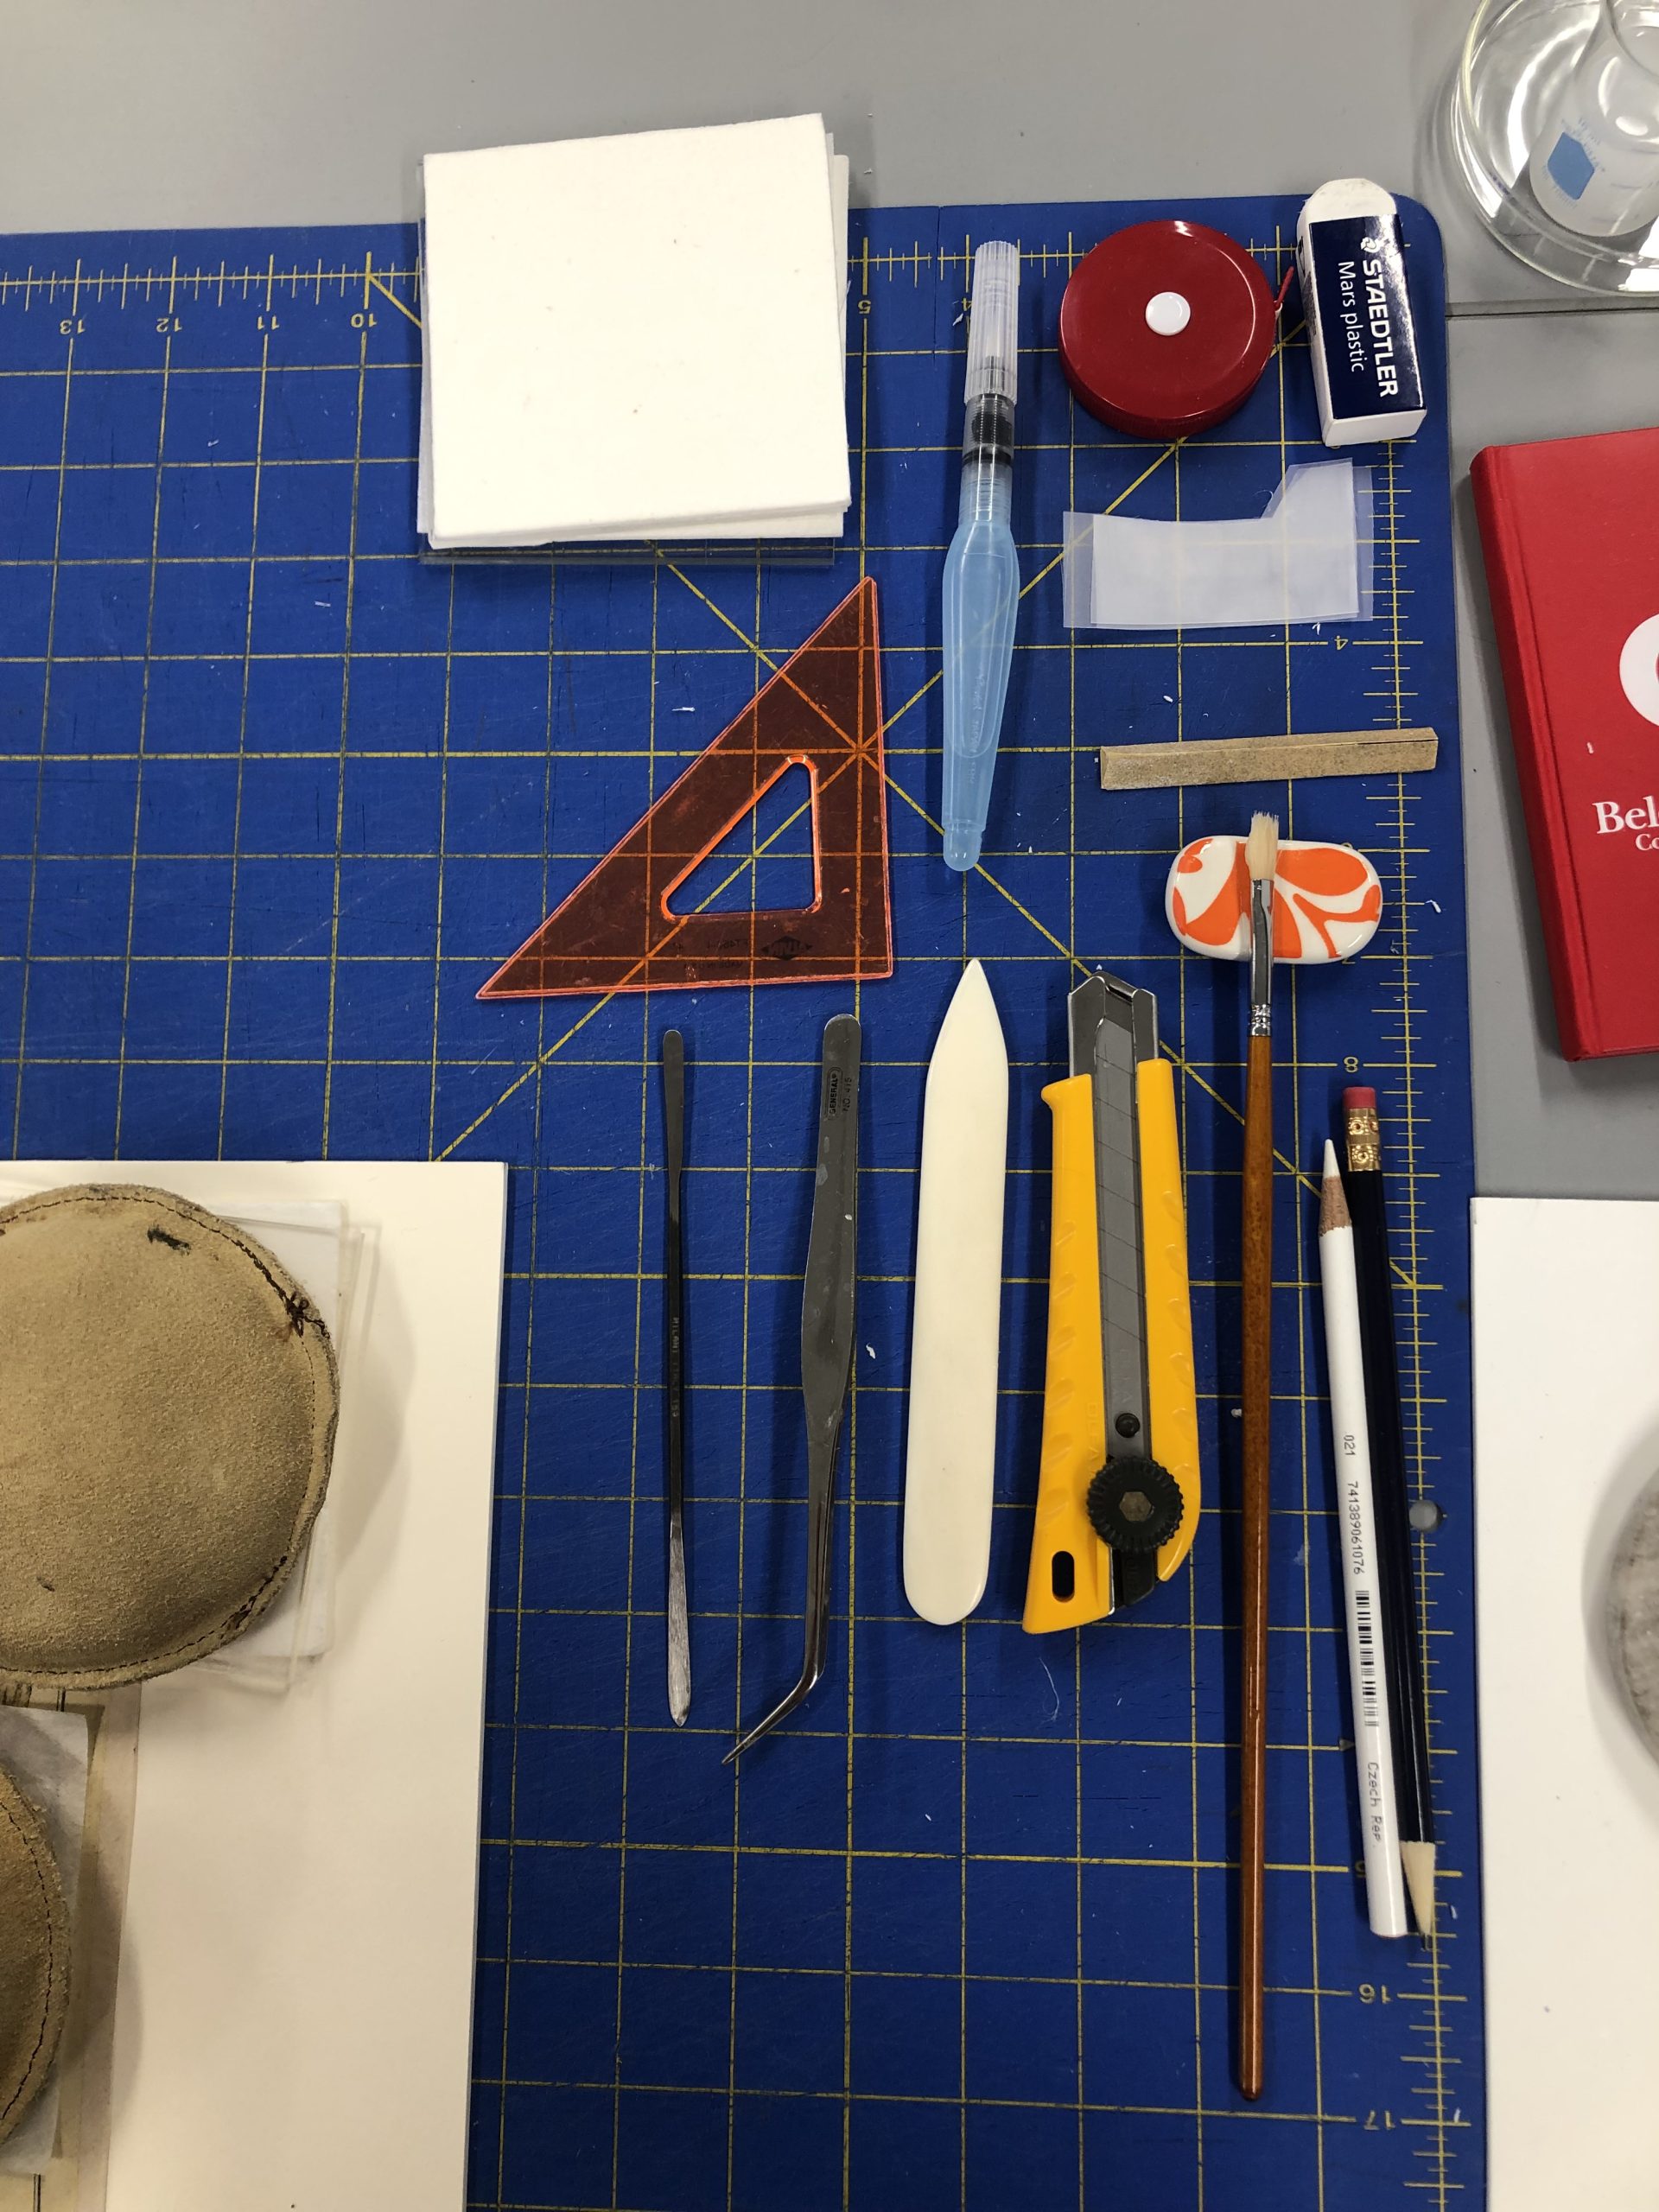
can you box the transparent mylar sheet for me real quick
[1064,461,1373,631]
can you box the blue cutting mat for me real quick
[0,197,1477,2212]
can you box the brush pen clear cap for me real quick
[942,242,1021,874]
[964,240,1020,404]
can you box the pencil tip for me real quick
[1318,1145,1351,1233]
[1402,1840,1437,1936]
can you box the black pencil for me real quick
[1342,1086,1435,1932]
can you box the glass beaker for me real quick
[1530,1,1659,234]
[1450,0,1659,289]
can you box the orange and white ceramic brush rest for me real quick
[1166,833,1382,962]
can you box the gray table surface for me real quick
[3,0,1656,1198]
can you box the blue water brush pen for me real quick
[942,240,1020,873]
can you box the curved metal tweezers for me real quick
[727,1014,861,1762]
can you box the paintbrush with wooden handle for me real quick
[1161,810,1386,2095]
[1238,810,1277,2102]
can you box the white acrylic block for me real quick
[423,114,849,545]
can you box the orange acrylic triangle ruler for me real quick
[479,577,891,999]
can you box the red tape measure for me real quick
[1059,219,1276,440]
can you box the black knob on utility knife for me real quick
[1086,1457,1185,1554]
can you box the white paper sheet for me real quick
[1472,1197,1659,2210]
[0,1162,507,2212]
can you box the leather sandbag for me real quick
[1612,1474,1659,1762]
[0,1185,338,1688]
[0,1763,69,2148]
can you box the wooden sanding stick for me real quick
[1098,726,1438,791]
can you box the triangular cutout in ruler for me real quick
[479,578,890,999]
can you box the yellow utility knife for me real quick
[1023,973,1200,1632]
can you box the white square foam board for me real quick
[423,113,849,546]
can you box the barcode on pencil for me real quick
[1354,1588,1382,1726]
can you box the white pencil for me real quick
[1318,1140,1408,1940]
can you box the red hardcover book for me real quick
[1473,426,1659,1058]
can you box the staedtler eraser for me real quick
[1296,179,1426,450]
